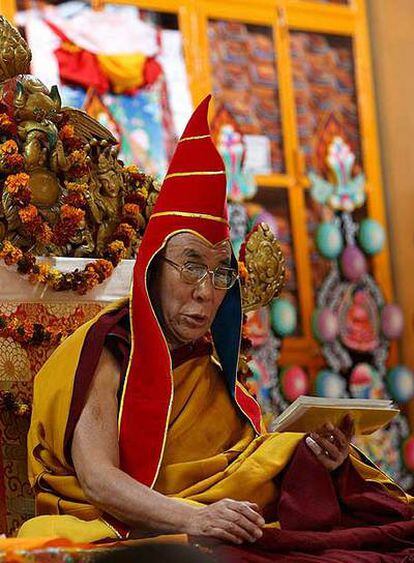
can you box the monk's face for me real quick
[151,232,231,349]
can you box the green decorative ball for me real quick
[315,222,344,259]
[358,219,385,256]
[270,299,297,337]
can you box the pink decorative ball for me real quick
[340,245,367,282]
[403,436,414,472]
[280,366,309,403]
[349,363,380,399]
[381,304,404,340]
[314,308,339,343]
[251,209,279,236]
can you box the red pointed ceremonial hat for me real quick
[118,95,261,490]
[150,93,230,242]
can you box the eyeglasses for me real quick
[161,256,239,290]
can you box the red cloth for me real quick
[143,57,163,87]
[209,440,414,562]
[278,440,412,531]
[215,522,414,562]
[46,20,110,94]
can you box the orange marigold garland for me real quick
[104,240,128,264]
[63,181,88,209]
[0,113,156,295]
[0,313,63,346]
[0,240,23,265]
[52,204,85,246]
[67,149,90,178]
[59,122,83,151]
[5,172,31,205]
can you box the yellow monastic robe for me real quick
[19,310,412,541]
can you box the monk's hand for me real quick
[305,414,354,472]
[186,499,265,544]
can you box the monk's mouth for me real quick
[183,314,208,327]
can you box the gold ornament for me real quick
[0,16,31,82]
[241,223,286,313]
[0,17,141,259]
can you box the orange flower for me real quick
[125,190,147,208]
[46,268,62,285]
[125,165,148,186]
[63,191,87,209]
[0,240,23,265]
[0,140,19,154]
[88,259,114,282]
[60,204,85,223]
[52,205,85,246]
[59,123,75,140]
[0,142,24,171]
[123,203,141,218]
[113,222,137,246]
[18,204,43,235]
[28,263,53,284]
[67,149,89,177]
[68,150,86,165]
[18,204,38,224]
[37,222,53,244]
[77,268,100,295]
[5,172,31,205]
[6,152,24,170]
[0,113,15,134]
[59,124,84,151]
[5,172,30,195]
[66,181,87,194]
[105,240,127,265]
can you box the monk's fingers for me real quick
[336,414,352,437]
[323,426,349,451]
[225,509,263,539]
[218,518,262,543]
[305,437,342,470]
[244,501,262,514]
[209,527,244,545]
[342,415,355,441]
[307,434,340,462]
[228,501,265,526]
[310,433,344,461]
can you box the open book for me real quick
[270,396,399,435]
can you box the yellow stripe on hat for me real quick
[164,170,225,180]
[150,211,228,224]
[178,134,211,143]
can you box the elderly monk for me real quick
[19,97,414,560]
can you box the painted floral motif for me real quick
[309,137,365,212]
[0,338,31,381]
